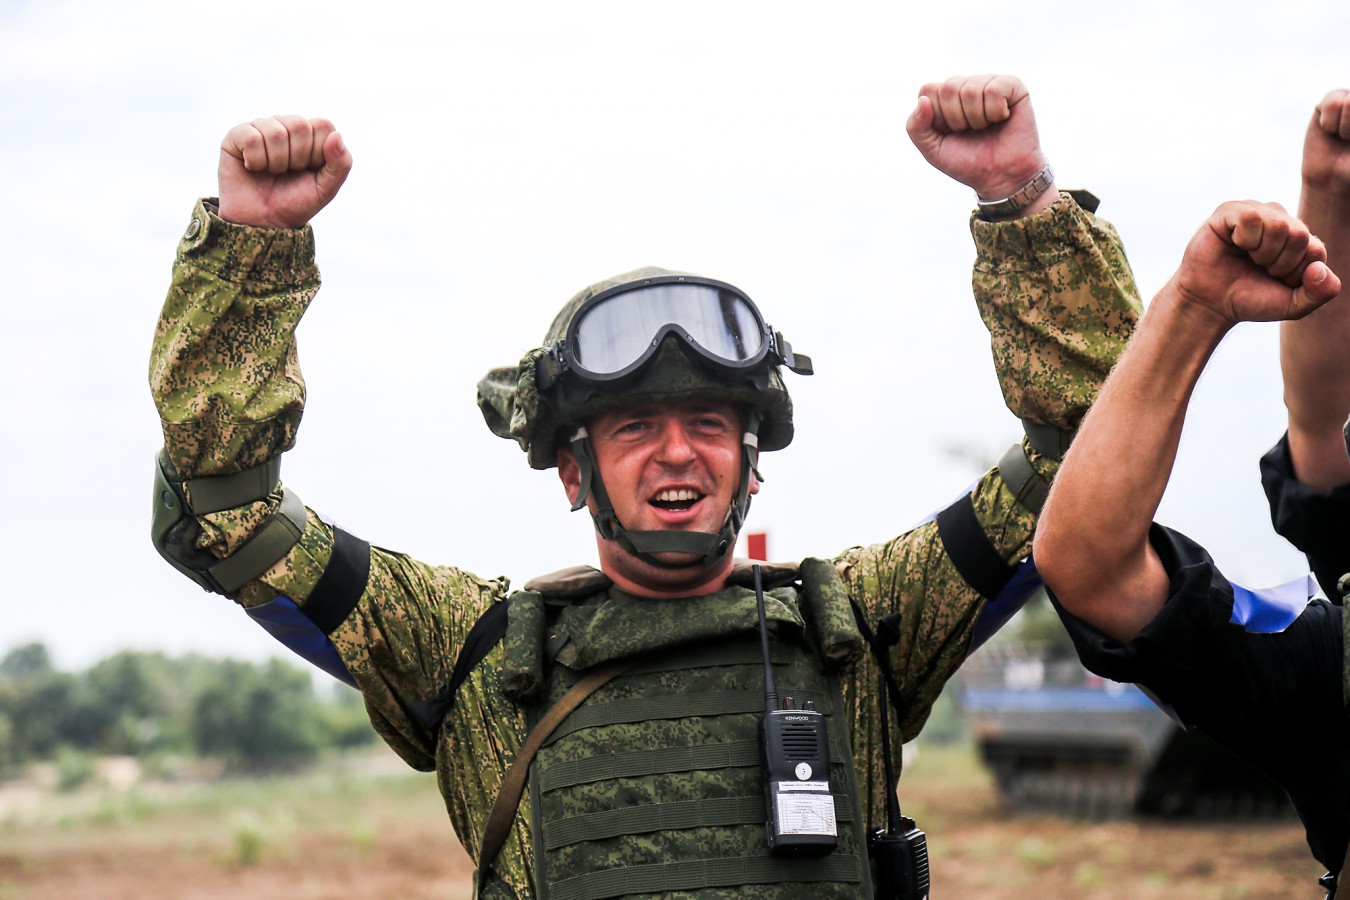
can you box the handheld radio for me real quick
[753,565,838,856]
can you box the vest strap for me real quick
[549,853,864,900]
[476,661,632,895]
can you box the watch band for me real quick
[975,162,1055,220]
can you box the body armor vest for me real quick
[499,559,874,900]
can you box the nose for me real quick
[654,418,697,466]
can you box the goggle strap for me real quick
[774,333,814,376]
[536,346,566,392]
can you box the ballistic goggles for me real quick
[537,275,813,389]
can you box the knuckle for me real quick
[254,121,286,146]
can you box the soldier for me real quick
[149,75,1140,897]
[1035,92,1350,897]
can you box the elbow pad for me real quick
[150,450,306,595]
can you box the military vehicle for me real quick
[961,641,1290,820]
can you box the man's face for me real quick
[557,400,757,595]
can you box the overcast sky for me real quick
[3,0,1349,670]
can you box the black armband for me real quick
[936,495,1017,601]
[300,526,371,635]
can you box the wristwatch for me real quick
[975,162,1055,221]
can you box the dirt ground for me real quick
[0,746,1327,899]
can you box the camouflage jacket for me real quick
[148,191,1140,897]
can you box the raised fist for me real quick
[906,74,1047,202]
[217,115,352,229]
[1170,201,1339,326]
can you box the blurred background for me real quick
[2,0,1346,895]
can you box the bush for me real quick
[54,747,97,792]
[191,660,324,771]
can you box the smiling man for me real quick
[564,399,754,597]
[149,75,1140,898]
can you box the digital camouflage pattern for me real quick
[148,191,1140,897]
[516,575,870,898]
[970,191,1142,431]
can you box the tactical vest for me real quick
[496,558,875,900]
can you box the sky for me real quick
[3,0,1350,670]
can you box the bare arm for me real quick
[1036,202,1341,642]
[1284,90,1350,489]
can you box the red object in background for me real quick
[746,532,767,561]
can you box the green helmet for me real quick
[477,266,812,568]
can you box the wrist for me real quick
[217,203,302,230]
[975,161,1055,221]
[1299,185,1350,226]
[1150,279,1236,347]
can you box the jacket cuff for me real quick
[176,198,318,286]
[969,190,1100,272]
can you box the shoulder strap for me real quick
[475,660,633,894]
[849,599,907,831]
[848,600,903,720]
[408,599,510,734]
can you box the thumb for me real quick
[1295,260,1342,316]
[905,95,942,162]
[314,131,353,204]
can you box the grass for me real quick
[0,740,1328,899]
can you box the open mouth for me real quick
[649,488,704,512]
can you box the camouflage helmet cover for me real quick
[477,266,796,470]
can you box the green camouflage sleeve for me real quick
[836,193,1140,826]
[149,199,319,608]
[970,190,1142,430]
[147,200,518,779]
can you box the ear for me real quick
[748,469,761,496]
[557,446,582,507]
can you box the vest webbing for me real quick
[544,687,829,747]
[477,662,633,888]
[529,641,869,899]
[549,854,864,900]
[544,794,855,850]
[538,737,845,793]
[517,571,873,900]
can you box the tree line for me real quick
[0,643,377,776]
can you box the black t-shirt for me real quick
[1050,436,1350,873]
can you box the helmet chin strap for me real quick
[568,409,763,572]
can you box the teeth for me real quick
[654,489,700,502]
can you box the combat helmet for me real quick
[477,266,813,569]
